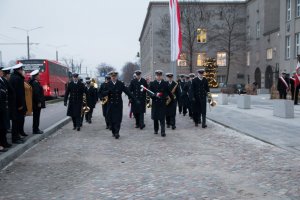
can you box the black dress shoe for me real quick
[140,124,145,130]
[115,134,120,139]
[20,132,28,137]
[172,126,176,130]
[12,139,24,144]
[77,127,80,131]
[154,132,158,135]
[202,125,207,128]
[135,125,140,128]
[161,133,166,137]
[3,143,12,148]
[73,127,76,130]
[195,123,199,127]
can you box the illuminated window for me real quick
[267,48,273,60]
[247,51,250,66]
[177,53,187,67]
[197,53,207,66]
[217,52,226,66]
[197,28,207,43]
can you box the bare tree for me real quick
[156,1,211,73]
[211,4,246,85]
[121,62,140,85]
[96,62,116,77]
[62,57,84,74]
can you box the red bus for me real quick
[18,59,70,98]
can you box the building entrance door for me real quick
[265,65,273,89]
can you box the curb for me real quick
[0,117,71,170]
[46,98,64,104]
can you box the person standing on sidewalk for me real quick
[104,71,137,139]
[277,71,289,99]
[149,70,172,137]
[190,69,209,128]
[84,77,98,124]
[29,70,46,134]
[64,73,86,131]
[165,73,179,130]
[9,63,27,144]
[129,70,148,130]
[290,72,299,105]
[99,75,111,129]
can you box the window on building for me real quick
[197,52,207,66]
[247,27,251,40]
[267,48,273,60]
[217,52,227,66]
[297,0,300,17]
[256,22,260,38]
[286,36,291,59]
[256,52,260,62]
[296,33,300,56]
[247,51,250,66]
[287,0,291,21]
[217,75,226,84]
[197,28,207,43]
[177,53,187,67]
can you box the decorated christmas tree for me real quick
[203,57,219,88]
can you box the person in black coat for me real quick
[290,72,299,105]
[277,71,290,99]
[149,70,172,137]
[181,75,190,117]
[129,70,148,129]
[9,63,27,144]
[178,74,185,114]
[190,69,210,128]
[187,73,196,118]
[64,73,86,131]
[165,73,180,130]
[84,77,98,124]
[98,75,111,129]
[29,70,46,134]
[103,71,136,139]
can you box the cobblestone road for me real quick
[0,101,300,200]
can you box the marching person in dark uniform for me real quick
[29,70,46,134]
[84,77,98,124]
[104,71,136,139]
[165,73,180,130]
[190,69,210,128]
[9,63,27,144]
[180,75,190,117]
[149,70,172,137]
[277,71,290,99]
[0,67,11,151]
[64,73,86,131]
[187,73,195,119]
[129,70,148,129]
[178,74,185,114]
[290,72,299,105]
[99,75,111,129]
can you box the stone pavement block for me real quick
[218,93,229,105]
[237,95,251,109]
[273,100,294,118]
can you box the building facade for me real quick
[139,0,299,88]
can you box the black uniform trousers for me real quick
[12,112,25,141]
[166,116,176,127]
[85,108,94,122]
[134,113,144,127]
[291,87,299,104]
[0,113,8,146]
[72,117,81,128]
[33,108,41,132]
[154,119,165,134]
[279,91,287,99]
[193,99,207,125]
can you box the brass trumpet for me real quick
[81,94,91,115]
[208,92,217,107]
[101,96,109,105]
[166,82,178,105]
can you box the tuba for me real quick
[207,92,217,107]
[81,94,91,115]
[166,82,178,105]
[101,96,109,105]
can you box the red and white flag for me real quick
[169,0,182,62]
[295,62,300,87]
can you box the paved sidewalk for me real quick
[0,98,299,199]
[208,94,300,153]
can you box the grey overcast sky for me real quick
[0,0,244,73]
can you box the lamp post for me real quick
[48,44,67,61]
[12,26,43,60]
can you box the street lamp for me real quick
[12,26,43,60]
[48,44,67,61]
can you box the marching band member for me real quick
[190,69,209,128]
[64,73,86,131]
[104,71,136,139]
[84,77,98,124]
[149,70,172,137]
[165,73,180,130]
[129,70,148,129]
[178,74,185,114]
[98,75,111,129]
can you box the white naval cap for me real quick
[30,69,39,76]
[11,63,24,70]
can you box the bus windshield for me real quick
[21,60,46,73]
